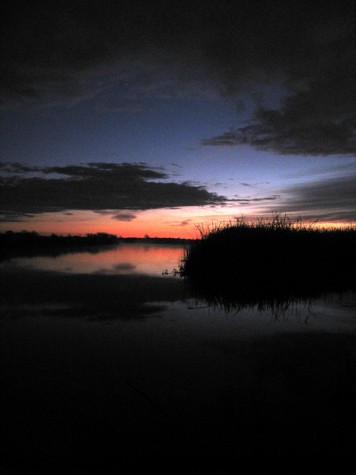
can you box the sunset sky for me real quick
[1,0,355,238]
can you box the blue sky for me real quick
[1,0,355,236]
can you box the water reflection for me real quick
[1,243,355,322]
[1,243,186,276]
[1,244,356,473]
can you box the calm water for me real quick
[1,244,355,473]
[1,243,185,276]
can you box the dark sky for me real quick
[1,0,355,236]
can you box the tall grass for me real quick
[181,215,356,301]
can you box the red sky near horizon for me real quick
[0,207,351,238]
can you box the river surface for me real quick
[1,244,355,473]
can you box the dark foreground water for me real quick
[1,244,355,474]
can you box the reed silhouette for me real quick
[181,215,356,305]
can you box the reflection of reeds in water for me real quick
[186,284,321,322]
[181,215,356,308]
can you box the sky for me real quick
[1,0,355,238]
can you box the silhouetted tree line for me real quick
[0,231,195,260]
[0,231,119,260]
[117,236,195,244]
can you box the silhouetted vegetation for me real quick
[0,231,120,260]
[117,236,195,245]
[0,231,195,261]
[181,215,356,303]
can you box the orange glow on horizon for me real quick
[0,207,354,238]
[0,209,202,238]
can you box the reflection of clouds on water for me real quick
[93,263,137,275]
[1,241,355,327]
[1,271,355,328]
[113,263,136,272]
[0,244,186,276]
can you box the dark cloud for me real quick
[168,219,192,227]
[202,70,356,155]
[239,182,270,188]
[276,174,356,222]
[0,210,34,222]
[0,162,227,220]
[0,162,38,174]
[112,263,136,272]
[233,195,280,204]
[2,1,355,155]
[94,263,137,275]
[112,212,137,222]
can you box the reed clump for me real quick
[181,215,356,297]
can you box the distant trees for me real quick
[0,231,120,260]
[85,233,118,244]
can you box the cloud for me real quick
[202,71,356,155]
[2,2,354,99]
[112,213,137,222]
[168,219,192,227]
[93,263,137,274]
[275,174,356,222]
[0,210,34,222]
[239,182,269,188]
[0,162,227,220]
[233,195,280,204]
[2,1,355,156]
[112,263,136,272]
